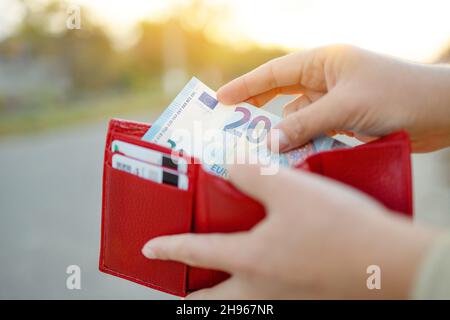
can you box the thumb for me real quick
[273,90,348,152]
[227,164,295,210]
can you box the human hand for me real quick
[142,164,438,299]
[217,45,450,152]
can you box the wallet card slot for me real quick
[100,162,195,296]
[108,132,175,157]
[107,118,187,161]
[105,135,197,186]
[105,148,193,192]
[108,163,190,192]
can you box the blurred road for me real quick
[0,113,176,299]
[0,109,449,299]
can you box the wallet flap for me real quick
[298,131,413,215]
[100,119,197,296]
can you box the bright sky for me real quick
[77,0,450,62]
[3,0,450,62]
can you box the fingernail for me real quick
[278,130,290,152]
[216,88,224,101]
[216,87,228,103]
[268,129,290,153]
[142,244,157,259]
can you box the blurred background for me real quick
[0,0,449,299]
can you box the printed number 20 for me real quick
[223,107,271,143]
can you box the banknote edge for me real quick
[142,76,200,142]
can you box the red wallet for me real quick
[99,118,413,297]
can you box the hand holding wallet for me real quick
[99,118,413,297]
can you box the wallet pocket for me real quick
[188,168,266,291]
[100,159,194,296]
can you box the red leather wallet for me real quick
[99,118,413,296]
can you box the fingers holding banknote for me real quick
[217,46,350,151]
[244,84,304,107]
[143,164,438,299]
[216,48,329,104]
[218,45,450,152]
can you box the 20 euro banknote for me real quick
[143,77,347,178]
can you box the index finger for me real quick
[142,232,250,273]
[217,51,307,104]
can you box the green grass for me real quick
[0,90,166,136]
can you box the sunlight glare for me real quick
[79,0,450,61]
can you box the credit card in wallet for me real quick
[111,140,188,173]
[112,154,189,190]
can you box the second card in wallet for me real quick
[112,153,189,190]
[111,139,188,173]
